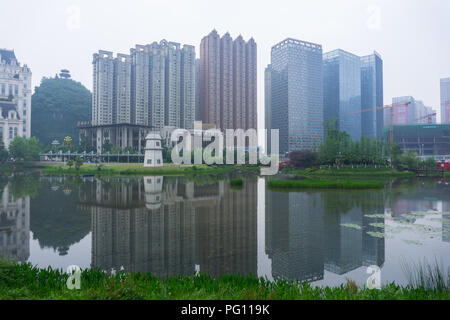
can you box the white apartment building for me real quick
[82,40,196,153]
[0,49,32,149]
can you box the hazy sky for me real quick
[1,0,449,125]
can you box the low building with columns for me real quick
[78,121,150,154]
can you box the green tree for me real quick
[390,144,402,167]
[398,151,419,171]
[111,146,122,154]
[67,159,74,169]
[31,76,92,147]
[74,156,83,170]
[0,145,8,163]
[423,157,437,169]
[102,140,112,153]
[9,137,42,161]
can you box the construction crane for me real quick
[414,112,437,124]
[347,102,411,144]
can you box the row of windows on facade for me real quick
[0,83,27,96]
[0,127,21,140]
[146,159,161,165]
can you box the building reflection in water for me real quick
[266,190,385,282]
[79,176,257,278]
[6,174,450,284]
[0,183,30,262]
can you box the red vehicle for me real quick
[437,162,450,171]
[279,161,291,168]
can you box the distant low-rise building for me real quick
[0,49,32,149]
[384,124,450,155]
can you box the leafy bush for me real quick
[397,152,419,171]
[9,137,41,161]
[74,156,83,170]
[0,146,8,163]
[288,150,320,169]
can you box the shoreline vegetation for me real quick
[281,167,416,178]
[41,163,259,176]
[0,260,449,300]
[268,179,384,190]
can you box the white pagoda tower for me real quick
[144,133,163,167]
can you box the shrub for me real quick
[288,150,320,169]
[74,156,83,170]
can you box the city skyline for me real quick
[1,0,449,130]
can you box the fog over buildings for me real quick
[1,0,449,130]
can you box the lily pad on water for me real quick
[401,214,417,221]
[389,225,413,233]
[410,211,439,216]
[366,231,390,239]
[403,240,424,246]
[341,223,362,230]
[414,224,441,234]
[369,223,385,229]
[364,214,387,219]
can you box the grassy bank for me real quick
[42,163,257,176]
[0,260,449,300]
[268,179,384,190]
[282,167,415,179]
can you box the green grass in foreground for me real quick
[42,163,255,176]
[445,172,450,179]
[0,260,449,300]
[283,167,415,178]
[268,179,384,190]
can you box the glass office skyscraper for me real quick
[361,52,384,138]
[323,49,362,141]
[441,78,450,124]
[268,38,323,155]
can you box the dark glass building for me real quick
[361,52,384,138]
[323,49,362,141]
[267,38,323,155]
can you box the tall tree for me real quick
[31,76,91,147]
[9,137,41,161]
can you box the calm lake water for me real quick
[1,172,450,287]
